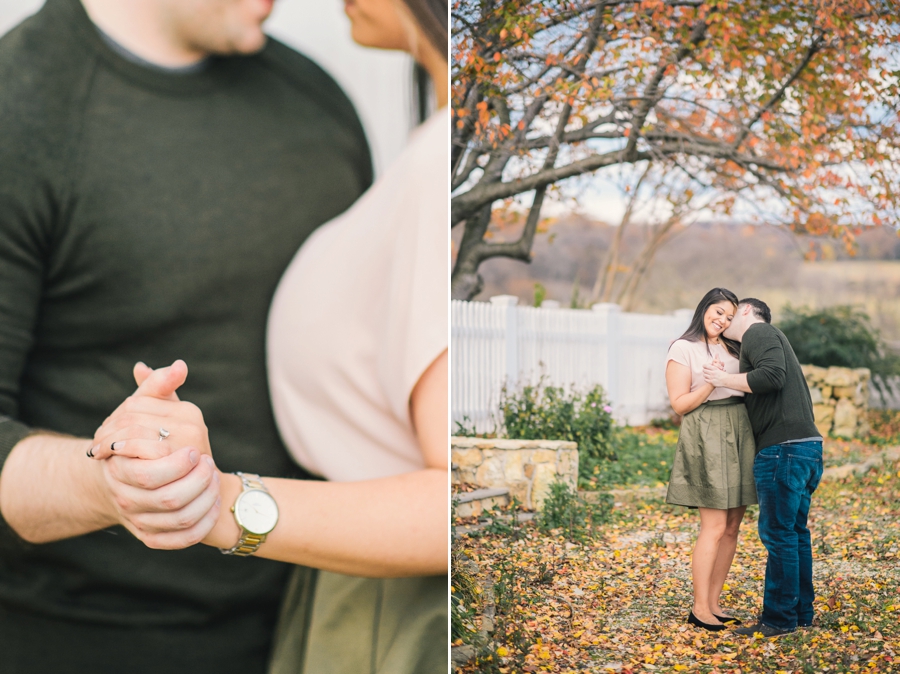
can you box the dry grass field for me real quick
[463,220,900,343]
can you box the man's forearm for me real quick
[718,372,753,393]
[0,434,116,543]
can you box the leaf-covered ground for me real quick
[454,457,900,673]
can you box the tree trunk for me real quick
[451,205,493,299]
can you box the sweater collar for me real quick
[53,0,263,96]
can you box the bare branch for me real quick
[472,186,548,263]
[451,150,486,192]
[623,14,709,160]
[592,162,652,303]
[733,29,827,150]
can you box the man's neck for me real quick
[95,25,209,74]
[81,0,209,68]
[738,319,765,342]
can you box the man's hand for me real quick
[702,361,753,393]
[703,361,730,388]
[101,447,220,549]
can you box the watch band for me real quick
[219,531,267,557]
[219,472,272,557]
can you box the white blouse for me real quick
[266,108,448,481]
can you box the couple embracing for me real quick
[0,0,447,672]
[665,288,824,638]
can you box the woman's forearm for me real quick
[205,468,448,577]
[671,382,715,416]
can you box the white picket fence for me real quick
[451,296,694,433]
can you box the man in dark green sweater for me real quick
[0,0,371,671]
[702,298,824,638]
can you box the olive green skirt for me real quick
[268,567,448,674]
[665,397,757,509]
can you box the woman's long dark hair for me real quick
[676,288,741,359]
[402,0,448,57]
[405,0,448,123]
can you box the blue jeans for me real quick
[753,441,824,630]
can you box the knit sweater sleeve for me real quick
[0,131,58,450]
[0,138,54,546]
[743,324,787,394]
[0,16,85,544]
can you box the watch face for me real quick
[235,489,279,535]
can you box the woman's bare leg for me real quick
[692,508,727,624]
[708,506,746,616]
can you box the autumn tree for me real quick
[451,0,900,300]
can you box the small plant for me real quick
[485,548,531,671]
[537,479,612,541]
[452,415,478,437]
[569,279,583,309]
[479,498,522,537]
[533,282,546,307]
[450,550,481,641]
[500,380,616,482]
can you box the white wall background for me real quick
[0,0,413,177]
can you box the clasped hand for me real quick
[88,360,220,550]
[702,355,728,388]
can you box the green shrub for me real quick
[500,381,616,482]
[778,305,900,402]
[585,428,678,489]
[537,480,612,541]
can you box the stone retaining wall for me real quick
[802,365,870,438]
[451,438,578,510]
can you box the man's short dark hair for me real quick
[738,298,771,324]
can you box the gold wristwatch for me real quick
[219,472,279,556]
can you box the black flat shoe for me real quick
[714,614,741,625]
[687,611,725,631]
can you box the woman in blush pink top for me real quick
[665,287,757,633]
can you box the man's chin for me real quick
[205,29,268,57]
[723,328,739,341]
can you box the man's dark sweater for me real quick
[0,0,371,672]
[740,323,820,451]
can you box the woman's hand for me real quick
[90,396,212,461]
[88,361,212,461]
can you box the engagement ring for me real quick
[158,428,170,442]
